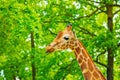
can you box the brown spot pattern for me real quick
[81,61,87,72]
[70,41,74,44]
[74,51,77,58]
[93,71,99,79]
[70,46,74,50]
[62,46,66,49]
[76,47,80,53]
[75,42,77,46]
[79,54,84,60]
[88,59,94,71]
[84,71,91,80]
[82,49,88,58]
[91,77,96,80]
[78,57,82,63]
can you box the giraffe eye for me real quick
[64,36,69,40]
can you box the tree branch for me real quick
[85,2,106,13]
[48,29,57,35]
[94,60,107,68]
[76,9,98,19]
[75,6,105,20]
[43,20,70,23]
[114,9,120,15]
[96,50,107,61]
[89,0,106,4]
[56,59,76,79]
[59,59,76,70]
[117,43,120,47]
[110,4,120,7]
[89,1,120,8]
[93,49,107,68]
[78,26,96,37]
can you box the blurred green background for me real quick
[0,0,120,80]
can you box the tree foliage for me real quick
[0,0,120,80]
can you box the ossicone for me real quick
[67,23,72,27]
[66,23,72,31]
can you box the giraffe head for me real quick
[46,24,78,53]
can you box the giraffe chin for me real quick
[46,48,55,53]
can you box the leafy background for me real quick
[0,0,120,80]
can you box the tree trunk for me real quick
[31,32,36,80]
[106,5,114,80]
[13,75,16,80]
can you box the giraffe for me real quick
[46,24,106,80]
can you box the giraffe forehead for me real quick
[64,34,69,36]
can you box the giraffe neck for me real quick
[73,40,106,80]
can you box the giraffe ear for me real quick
[73,30,77,37]
[56,31,63,39]
[66,23,72,31]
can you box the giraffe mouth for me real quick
[46,46,55,53]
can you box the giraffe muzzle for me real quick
[46,46,55,53]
